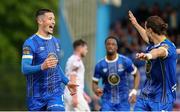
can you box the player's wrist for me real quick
[129,89,137,97]
[146,53,153,60]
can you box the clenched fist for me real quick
[41,57,58,70]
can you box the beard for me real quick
[107,51,115,56]
[80,53,86,58]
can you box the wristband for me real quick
[129,89,137,97]
[146,53,153,60]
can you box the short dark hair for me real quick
[105,36,119,46]
[73,39,87,50]
[146,16,168,35]
[35,8,53,18]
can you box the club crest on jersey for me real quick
[118,64,124,72]
[103,68,108,73]
[23,46,30,55]
[108,73,120,86]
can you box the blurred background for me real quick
[0,0,180,110]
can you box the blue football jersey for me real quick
[140,38,177,103]
[21,34,68,97]
[93,54,137,104]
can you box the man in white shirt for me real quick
[64,39,90,111]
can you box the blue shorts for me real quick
[101,100,130,111]
[134,97,173,111]
[27,93,65,111]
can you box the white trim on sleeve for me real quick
[22,55,33,59]
[159,47,168,58]
[92,77,99,82]
[131,65,137,75]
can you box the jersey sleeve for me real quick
[22,39,34,60]
[145,44,153,53]
[59,66,69,85]
[92,63,101,82]
[55,38,63,60]
[124,57,137,75]
[21,39,41,75]
[159,42,175,58]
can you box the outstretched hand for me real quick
[136,53,152,60]
[128,10,138,26]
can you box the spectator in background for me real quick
[150,2,162,16]
[135,2,150,23]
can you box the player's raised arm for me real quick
[128,10,149,43]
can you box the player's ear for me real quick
[148,28,153,34]
[37,16,43,25]
[115,46,118,52]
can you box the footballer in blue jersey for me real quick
[92,36,140,111]
[21,9,77,111]
[129,11,177,111]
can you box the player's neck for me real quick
[153,35,166,45]
[37,29,49,38]
[74,52,82,59]
[106,53,117,61]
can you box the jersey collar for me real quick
[105,54,119,63]
[153,37,166,48]
[36,33,52,40]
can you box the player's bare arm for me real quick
[70,67,79,107]
[129,68,140,104]
[128,10,149,43]
[66,67,79,96]
[92,81,103,97]
[83,92,91,103]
